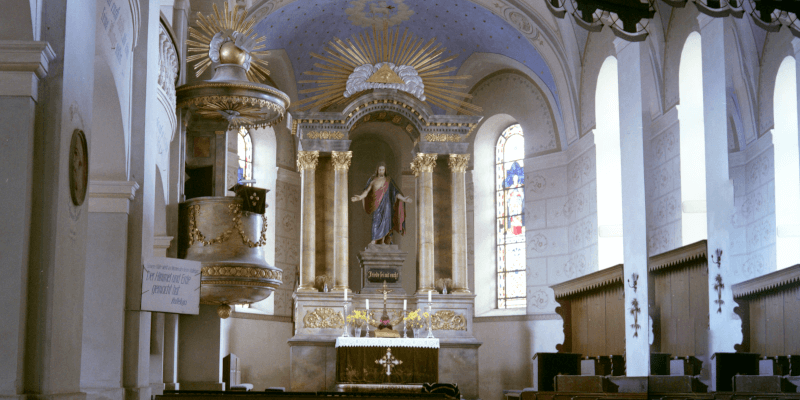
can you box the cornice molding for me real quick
[648,240,707,272]
[0,41,56,100]
[732,264,800,299]
[88,180,140,214]
[551,264,624,298]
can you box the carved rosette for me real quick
[296,151,320,171]
[431,310,467,331]
[448,154,469,173]
[303,307,345,328]
[332,151,353,171]
[410,153,438,176]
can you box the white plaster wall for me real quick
[473,318,562,400]
[228,317,293,390]
[645,110,683,256]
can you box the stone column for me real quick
[297,151,320,292]
[698,13,738,373]
[614,38,650,377]
[331,151,352,292]
[0,40,54,400]
[449,154,470,294]
[412,153,438,294]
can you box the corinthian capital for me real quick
[448,154,470,172]
[296,151,320,171]
[331,151,353,171]
[410,153,438,176]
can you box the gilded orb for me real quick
[217,304,232,319]
[219,41,247,65]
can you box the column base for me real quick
[296,286,318,293]
[331,286,349,292]
[415,288,436,295]
[451,289,472,294]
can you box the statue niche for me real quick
[351,162,412,245]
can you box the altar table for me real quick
[335,338,439,384]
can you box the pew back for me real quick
[551,265,625,357]
[648,240,709,358]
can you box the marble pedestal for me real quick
[359,244,407,295]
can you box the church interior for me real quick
[6,0,800,399]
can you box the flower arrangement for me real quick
[346,310,369,327]
[403,309,430,329]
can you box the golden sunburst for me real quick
[297,25,482,115]
[187,2,271,83]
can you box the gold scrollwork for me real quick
[431,310,467,331]
[303,307,345,329]
[410,153,438,176]
[296,150,320,171]
[307,131,345,140]
[188,203,268,247]
[448,154,470,172]
[332,151,353,171]
[201,266,282,281]
[425,133,462,142]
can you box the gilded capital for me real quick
[296,151,320,171]
[411,153,438,176]
[448,154,470,172]
[331,151,353,171]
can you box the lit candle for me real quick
[403,299,407,310]
[366,299,369,310]
[343,289,347,302]
[428,290,432,302]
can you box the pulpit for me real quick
[335,338,439,384]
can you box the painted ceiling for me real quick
[252,0,560,114]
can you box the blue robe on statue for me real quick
[362,176,406,242]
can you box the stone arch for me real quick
[457,52,566,152]
[663,3,702,112]
[758,28,796,136]
[90,55,127,181]
[341,91,434,143]
[579,28,617,136]
[466,69,559,159]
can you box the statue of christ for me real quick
[351,162,412,245]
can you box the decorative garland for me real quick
[188,203,268,248]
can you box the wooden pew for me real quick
[732,264,800,393]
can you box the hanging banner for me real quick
[141,257,201,315]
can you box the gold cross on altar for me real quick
[377,280,393,300]
[375,347,403,379]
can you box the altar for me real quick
[335,338,439,384]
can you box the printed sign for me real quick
[141,257,201,315]
[366,267,400,283]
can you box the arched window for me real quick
[595,56,624,268]
[238,127,253,184]
[773,56,800,269]
[496,124,526,309]
[679,31,708,245]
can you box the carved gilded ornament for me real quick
[431,310,467,331]
[448,154,470,172]
[201,265,282,280]
[410,153,438,176]
[425,133,461,142]
[332,151,353,171]
[307,131,345,140]
[187,203,268,247]
[303,307,345,329]
[296,151,320,171]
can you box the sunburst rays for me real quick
[187,2,271,83]
[297,25,482,115]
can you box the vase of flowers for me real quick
[404,309,429,338]
[347,310,368,337]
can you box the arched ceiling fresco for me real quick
[252,0,560,114]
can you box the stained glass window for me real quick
[496,124,526,309]
[237,127,253,185]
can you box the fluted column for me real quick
[412,153,438,294]
[297,151,319,292]
[331,151,352,292]
[449,154,471,293]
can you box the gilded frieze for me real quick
[303,307,345,329]
[431,310,467,331]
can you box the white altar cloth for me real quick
[334,337,439,348]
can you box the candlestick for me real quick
[403,299,407,310]
[341,300,350,337]
[428,290,432,302]
[366,299,369,310]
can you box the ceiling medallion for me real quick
[176,2,289,130]
[296,25,483,116]
[749,0,800,35]
[548,0,655,41]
